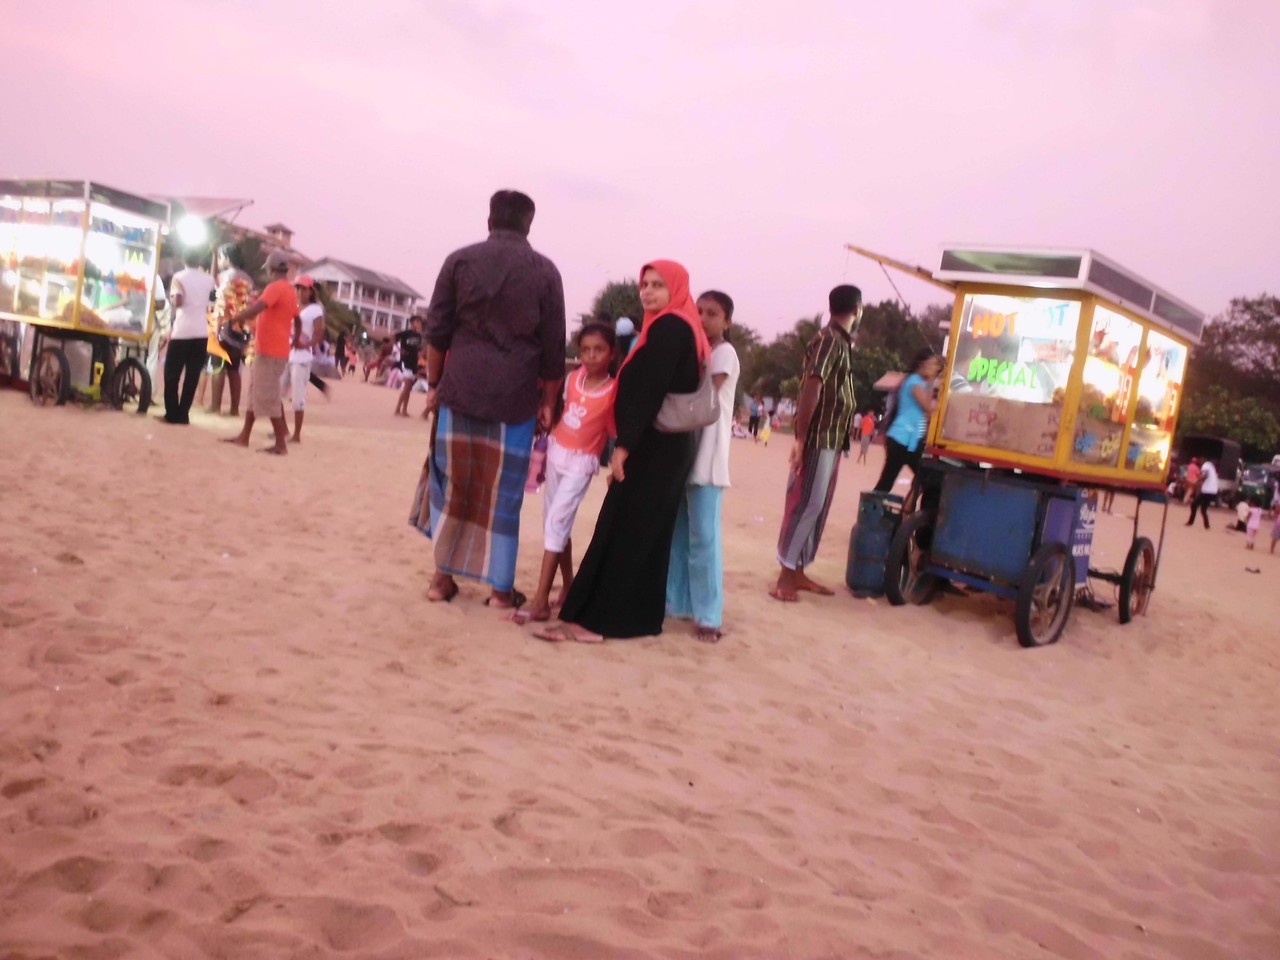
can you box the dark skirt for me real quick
[560,427,695,638]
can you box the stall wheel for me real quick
[105,358,152,414]
[1015,542,1075,648]
[884,510,940,607]
[29,347,70,407]
[1118,536,1156,624]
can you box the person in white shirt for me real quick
[666,290,741,643]
[1187,457,1219,528]
[286,275,327,442]
[160,250,216,424]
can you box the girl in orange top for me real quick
[520,322,617,623]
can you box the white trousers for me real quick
[542,458,595,552]
[284,359,311,411]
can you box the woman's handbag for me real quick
[655,362,720,433]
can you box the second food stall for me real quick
[1,179,168,410]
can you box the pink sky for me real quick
[5,0,1277,336]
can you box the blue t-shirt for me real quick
[887,373,929,452]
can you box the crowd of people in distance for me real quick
[150,244,339,453]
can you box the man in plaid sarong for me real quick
[409,191,566,607]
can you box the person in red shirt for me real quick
[220,250,297,454]
[856,408,876,463]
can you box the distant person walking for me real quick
[747,393,762,440]
[409,190,566,607]
[1183,457,1200,503]
[160,248,216,425]
[771,285,861,602]
[1186,457,1218,528]
[335,331,349,377]
[221,250,297,455]
[856,409,875,463]
[393,316,425,417]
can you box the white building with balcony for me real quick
[299,257,423,336]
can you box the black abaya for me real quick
[560,315,699,638]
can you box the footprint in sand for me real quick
[611,827,679,858]
[403,851,443,877]
[25,855,117,894]
[177,835,237,862]
[1,776,47,799]
[376,821,430,846]
[158,763,278,805]
[26,791,100,828]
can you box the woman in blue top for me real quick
[874,348,942,492]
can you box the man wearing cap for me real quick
[408,190,566,607]
[221,250,297,454]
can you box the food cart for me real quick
[1,179,168,411]
[851,245,1204,647]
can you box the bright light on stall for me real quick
[176,215,209,248]
[2,270,17,286]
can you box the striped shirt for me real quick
[802,323,857,451]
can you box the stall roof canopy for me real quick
[934,245,1205,344]
[0,179,170,223]
[161,196,254,222]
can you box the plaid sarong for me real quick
[776,447,841,571]
[408,405,535,592]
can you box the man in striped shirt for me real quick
[771,285,861,602]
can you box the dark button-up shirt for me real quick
[803,322,857,451]
[426,229,566,424]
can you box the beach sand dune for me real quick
[1,382,1277,959]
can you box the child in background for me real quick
[519,322,617,625]
[1245,495,1263,550]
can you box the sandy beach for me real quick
[1,378,1277,960]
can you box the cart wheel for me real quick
[1015,543,1075,648]
[1118,536,1155,624]
[105,358,152,414]
[29,347,70,406]
[884,510,939,606]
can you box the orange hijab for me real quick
[621,260,711,369]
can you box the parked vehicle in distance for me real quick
[1176,435,1242,506]
[1236,463,1280,507]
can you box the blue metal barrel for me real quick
[847,492,904,597]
